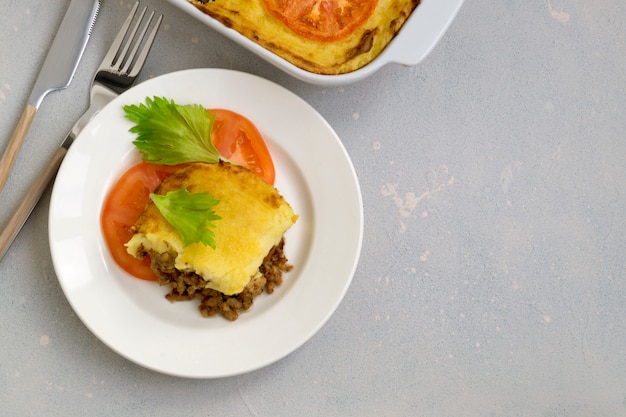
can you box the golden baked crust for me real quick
[126,161,298,296]
[188,0,420,74]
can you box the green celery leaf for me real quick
[150,187,221,248]
[123,96,221,165]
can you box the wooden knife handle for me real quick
[0,104,38,194]
[0,146,67,261]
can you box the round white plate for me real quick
[49,69,363,378]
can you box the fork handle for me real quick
[0,104,38,194]
[0,146,66,261]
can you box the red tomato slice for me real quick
[210,108,275,185]
[101,162,181,281]
[262,0,377,42]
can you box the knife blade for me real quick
[0,0,100,194]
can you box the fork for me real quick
[0,1,163,261]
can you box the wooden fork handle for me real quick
[0,104,38,194]
[0,146,66,261]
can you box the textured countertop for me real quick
[1,0,625,415]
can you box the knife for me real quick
[0,0,100,194]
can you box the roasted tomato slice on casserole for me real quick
[262,0,378,41]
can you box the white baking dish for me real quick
[166,0,465,86]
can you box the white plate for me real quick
[49,69,363,378]
[167,0,465,85]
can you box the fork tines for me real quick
[107,1,163,77]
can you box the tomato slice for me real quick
[210,109,275,185]
[101,162,181,281]
[262,0,377,42]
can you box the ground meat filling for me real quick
[145,238,291,321]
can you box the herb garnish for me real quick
[150,187,221,248]
[123,96,222,165]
